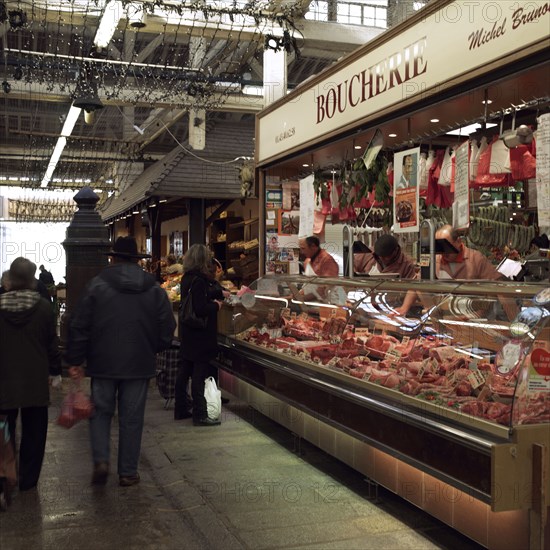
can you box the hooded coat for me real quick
[179,270,220,362]
[0,290,61,409]
[65,263,176,379]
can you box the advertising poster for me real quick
[453,140,470,229]
[266,189,282,208]
[393,147,420,233]
[299,174,315,237]
[282,181,300,210]
[536,113,550,232]
[527,340,550,393]
[278,210,300,235]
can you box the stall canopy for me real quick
[100,117,254,222]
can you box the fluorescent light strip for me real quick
[5,48,193,72]
[94,0,123,48]
[446,122,497,136]
[41,106,81,187]
[440,319,509,330]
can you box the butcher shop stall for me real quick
[215,0,550,548]
[215,277,550,548]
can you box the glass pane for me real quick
[337,4,350,16]
[349,4,361,17]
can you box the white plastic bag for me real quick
[204,377,222,421]
[438,146,453,186]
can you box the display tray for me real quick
[233,339,511,442]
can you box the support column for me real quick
[189,109,206,150]
[188,198,205,246]
[148,204,162,281]
[61,187,111,341]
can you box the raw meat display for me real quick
[236,303,548,427]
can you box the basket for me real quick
[231,255,258,278]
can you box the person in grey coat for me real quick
[0,258,61,492]
[65,237,176,487]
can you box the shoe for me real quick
[91,462,109,486]
[193,417,221,426]
[119,474,140,487]
[174,409,193,420]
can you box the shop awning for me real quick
[100,118,254,222]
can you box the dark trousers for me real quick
[0,406,48,491]
[175,359,211,420]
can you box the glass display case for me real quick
[220,276,549,431]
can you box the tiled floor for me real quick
[0,383,484,549]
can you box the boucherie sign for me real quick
[257,0,550,164]
[316,37,428,124]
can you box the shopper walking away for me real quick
[175,245,224,426]
[65,237,175,487]
[38,265,55,286]
[0,258,61,492]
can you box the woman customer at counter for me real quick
[174,245,224,426]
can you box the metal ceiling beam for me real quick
[1,79,265,113]
[15,5,377,49]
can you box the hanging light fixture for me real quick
[127,2,147,28]
[264,35,282,52]
[73,76,104,124]
[500,109,534,148]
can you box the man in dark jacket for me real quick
[0,258,61,492]
[38,265,55,286]
[65,237,176,487]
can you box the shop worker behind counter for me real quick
[354,234,417,279]
[395,224,502,316]
[299,236,339,277]
[64,237,176,488]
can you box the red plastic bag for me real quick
[0,416,16,484]
[474,136,513,187]
[510,140,536,181]
[57,383,94,429]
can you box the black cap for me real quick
[374,234,399,257]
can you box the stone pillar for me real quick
[61,187,111,341]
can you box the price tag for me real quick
[290,312,297,320]
[468,369,487,390]
[420,254,430,267]
[401,336,410,346]
[355,328,370,338]
[417,363,426,380]
[468,342,480,370]
[363,372,372,382]
[447,370,458,385]
[384,348,402,365]
[281,308,291,319]
[330,308,338,318]
[299,312,309,321]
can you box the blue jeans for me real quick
[90,378,148,477]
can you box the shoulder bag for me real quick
[179,277,208,330]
